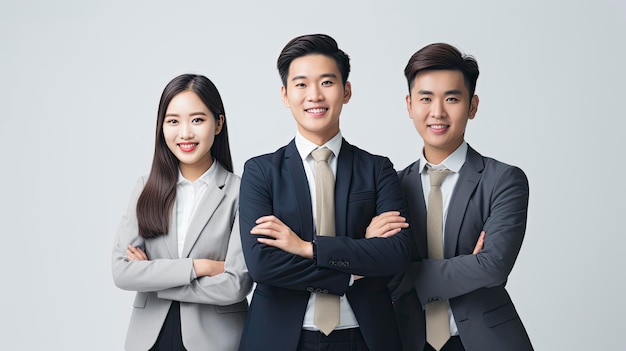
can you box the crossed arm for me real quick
[127,246,224,278]
[253,211,484,259]
[112,178,252,305]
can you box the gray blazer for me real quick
[391,145,533,351]
[112,162,253,351]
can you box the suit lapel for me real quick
[285,141,315,241]
[335,139,353,238]
[166,204,179,258]
[404,160,428,259]
[180,162,227,258]
[444,146,484,258]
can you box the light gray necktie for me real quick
[311,147,340,336]
[426,166,452,350]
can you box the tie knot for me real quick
[428,167,451,187]
[312,147,333,163]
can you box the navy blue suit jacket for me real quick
[390,145,533,351]
[238,139,412,351]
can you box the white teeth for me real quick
[431,125,447,130]
[179,144,197,150]
[307,108,327,113]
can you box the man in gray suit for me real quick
[380,43,534,351]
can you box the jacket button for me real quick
[307,287,314,292]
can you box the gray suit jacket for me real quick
[391,145,533,351]
[112,162,253,351]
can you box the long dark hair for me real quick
[136,74,233,238]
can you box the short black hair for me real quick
[405,43,479,98]
[277,34,350,87]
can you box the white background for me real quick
[1,1,624,349]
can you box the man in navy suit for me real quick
[238,34,413,351]
[379,43,534,351]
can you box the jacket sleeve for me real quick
[412,166,529,306]
[315,157,413,277]
[111,177,195,292]
[239,157,351,296]
[157,211,254,305]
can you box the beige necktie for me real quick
[426,166,452,351]
[311,148,340,336]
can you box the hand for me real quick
[193,259,225,277]
[251,215,313,259]
[127,245,148,261]
[472,231,485,255]
[365,211,409,238]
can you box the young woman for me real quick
[112,74,252,351]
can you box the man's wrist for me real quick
[311,240,317,261]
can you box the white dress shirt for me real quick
[418,141,468,336]
[175,162,217,259]
[294,130,359,331]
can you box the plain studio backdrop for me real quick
[1,1,624,349]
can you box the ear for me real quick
[342,81,352,103]
[405,94,412,117]
[468,95,479,120]
[281,86,290,108]
[215,114,224,135]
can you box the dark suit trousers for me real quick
[424,336,465,351]
[150,301,187,351]
[297,328,368,351]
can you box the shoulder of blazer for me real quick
[465,144,486,174]
[398,160,420,180]
[340,138,391,165]
[243,139,294,169]
[213,161,240,190]
[466,144,526,179]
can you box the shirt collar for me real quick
[177,160,217,185]
[295,130,343,161]
[419,141,468,174]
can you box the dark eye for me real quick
[446,97,459,102]
[295,82,306,88]
[419,97,431,103]
[191,117,204,124]
[165,118,178,125]
[321,80,333,86]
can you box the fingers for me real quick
[380,227,403,238]
[251,222,283,238]
[127,245,148,261]
[255,215,282,225]
[256,237,278,246]
[472,231,486,255]
[366,212,409,238]
[370,211,402,225]
[251,216,292,240]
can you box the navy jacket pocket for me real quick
[348,190,375,202]
[483,302,517,328]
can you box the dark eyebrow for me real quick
[416,89,462,95]
[165,111,208,117]
[291,73,338,81]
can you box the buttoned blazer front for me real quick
[390,145,533,351]
[238,139,412,351]
[112,162,253,351]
